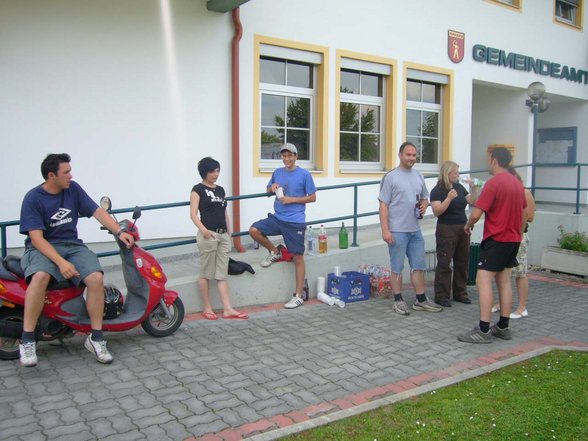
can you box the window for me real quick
[336,53,395,174]
[340,69,384,165]
[404,66,452,171]
[406,80,442,165]
[489,0,521,8]
[255,39,327,173]
[555,0,582,27]
[260,57,315,161]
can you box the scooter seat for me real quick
[3,255,25,279]
[1,255,76,289]
[49,279,77,290]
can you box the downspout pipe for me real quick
[231,8,245,252]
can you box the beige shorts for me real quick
[197,231,231,280]
[512,233,528,278]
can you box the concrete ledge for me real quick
[102,220,484,314]
[168,238,395,313]
[152,222,483,314]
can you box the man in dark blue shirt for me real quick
[18,153,134,367]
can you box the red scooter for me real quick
[0,197,185,360]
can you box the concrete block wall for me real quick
[163,222,484,314]
[527,210,588,266]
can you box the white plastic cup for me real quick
[316,276,326,293]
[334,298,346,308]
[334,266,341,276]
[317,292,335,306]
[275,187,284,199]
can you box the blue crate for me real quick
[327,271,370,303]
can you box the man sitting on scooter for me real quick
[18,153,134,367]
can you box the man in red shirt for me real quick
[458,147,526,343]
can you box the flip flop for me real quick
[202,311,218,320]
[222,312,249,320]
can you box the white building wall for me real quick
[1,0,587,247]
[1,1,235,246]
[471,84,531,176]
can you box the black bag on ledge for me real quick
[228,258,255,275]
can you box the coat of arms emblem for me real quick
[448,30,465,63]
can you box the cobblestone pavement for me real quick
[1,273,587,441]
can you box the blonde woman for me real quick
[430,161,479,307]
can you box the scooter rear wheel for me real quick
[141,297,184,337]
[0,308,24,360]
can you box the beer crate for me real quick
[327,271,370,303]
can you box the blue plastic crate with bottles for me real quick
[327,271,370,303]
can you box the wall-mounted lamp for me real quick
[525,81,550,197]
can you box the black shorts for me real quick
[477,238,520,272]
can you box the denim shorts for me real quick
[251,213,306,255]
[22,241,102,286]
[387,230,426,274]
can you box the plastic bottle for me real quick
[306,226,316,255]
[415,194,423,219]
[303,278,309,301]
[318,224,328,254]
[338,222,349,249]
[461,177,484,188]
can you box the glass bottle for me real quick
[415,194,423,219]
[338,222,349,249]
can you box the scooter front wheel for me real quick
[0,308,24,360]
[141,297,185,337]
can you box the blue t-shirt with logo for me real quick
[20,181,98,245]
[267,166,316,224]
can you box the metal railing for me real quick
[524,162,588,215]
[2,163,586,258]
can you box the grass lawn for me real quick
[283,350,588,441]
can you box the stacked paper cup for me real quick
[316,276,345,308]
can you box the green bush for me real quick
[557,225,588,252]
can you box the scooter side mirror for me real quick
[132,206,141,221]
[100,196,112,212]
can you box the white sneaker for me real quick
[491,305,500,313]
[19,342,38,367]
[510,309,529,319]
[84,336,113,364]
[284,295,304,309]
[260,251,282,268]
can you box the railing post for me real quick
[575,163,581,215]
[352,185,359,247]
[1,226,6,258]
